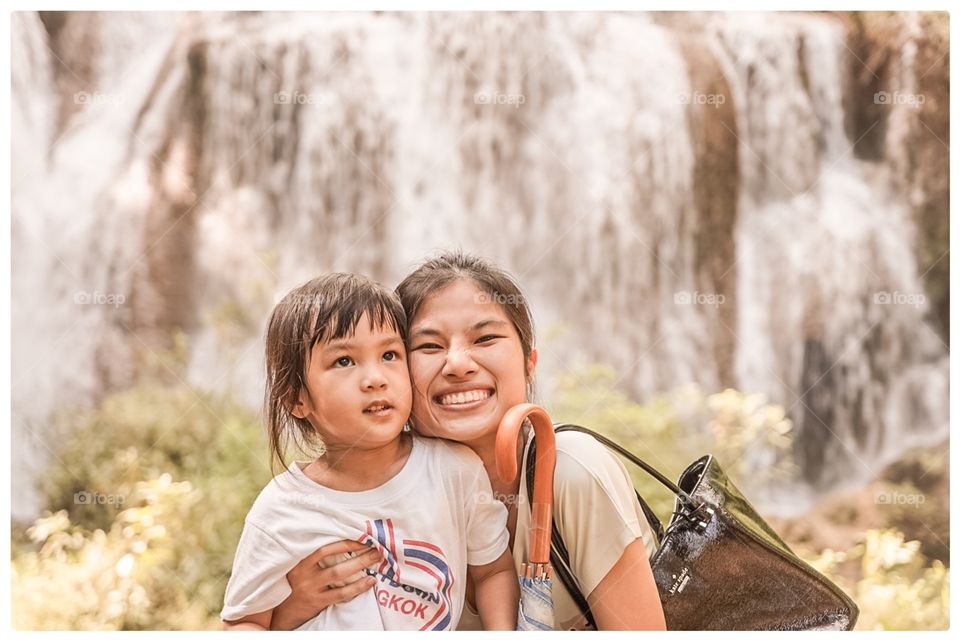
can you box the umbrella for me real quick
[496,403,557,631]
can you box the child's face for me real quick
[292,313,412,453]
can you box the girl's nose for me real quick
[442,346,478,378]
[361,366,389,390]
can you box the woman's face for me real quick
[407,279,536,446]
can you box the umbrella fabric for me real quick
[518,575,554,630]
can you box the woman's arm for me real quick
[467,549,519,630]
[586,538,666,630]
[548,431,666,630]
[269,540,381,630]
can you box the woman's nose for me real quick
[442,346,478,378]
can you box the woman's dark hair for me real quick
[395,250,536,393]
[263,273,406,472]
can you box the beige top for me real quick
[458,430,658,630]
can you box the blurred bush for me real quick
[13,476,212,629]
[12,383,270,630]
[880,448,950,564]
[551,364,796,520]
[806,529,949,630]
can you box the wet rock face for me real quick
[38,12,102,135]
[907,14,949,345]
[839,12,949,344]
[673,31,740,388]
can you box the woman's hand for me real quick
[270,540,381,630]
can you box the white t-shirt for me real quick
[221,435,509,630]
[458,430,658,631]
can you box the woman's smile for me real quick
[434,388,494,409]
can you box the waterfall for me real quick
[715,14,948,497]
[11,11,948,519]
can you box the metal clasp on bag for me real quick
[691,504,715,534]
[671,499,715,535]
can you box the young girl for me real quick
[273,255,666,630]
[221,273,518,630]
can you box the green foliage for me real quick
[806,529,949,630]
[13,476,215,630]
[878,447,950,564]
[14,383,270,630]
[551,366,796,521]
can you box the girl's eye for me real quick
[333,356,354,368]
[383,350,400,362]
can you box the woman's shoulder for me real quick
[554,428,610,451]
[548,429,640,504]
[553,429,624,476]
[549,429,659,561]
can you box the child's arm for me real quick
[223,609,272,631]
[468,549,519,630]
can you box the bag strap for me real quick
[554,424,721,535]
[554,423,700,510]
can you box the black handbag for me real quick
[524,423,859,631]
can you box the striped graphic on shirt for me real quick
[357,518,402,583]
[356,518,455,631]
[403,538,454,631]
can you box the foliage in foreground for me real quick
[13,383,269,630]
[11,366,949,630]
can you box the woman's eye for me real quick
[476,335,503,344]
[413,343,442,351]
[333,356,354,368]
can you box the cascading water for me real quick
[11,11,948,519]
[12,11,180,516]
[713,14,948,498]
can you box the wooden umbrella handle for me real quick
[495,403,556,565]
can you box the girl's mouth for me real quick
[433,389,494,410]
[363,401,394,417]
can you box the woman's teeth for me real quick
[437,390,492,406]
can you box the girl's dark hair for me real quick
[264,273,406,472]
[395,251,536,393]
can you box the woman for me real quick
[270,252,666,630]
